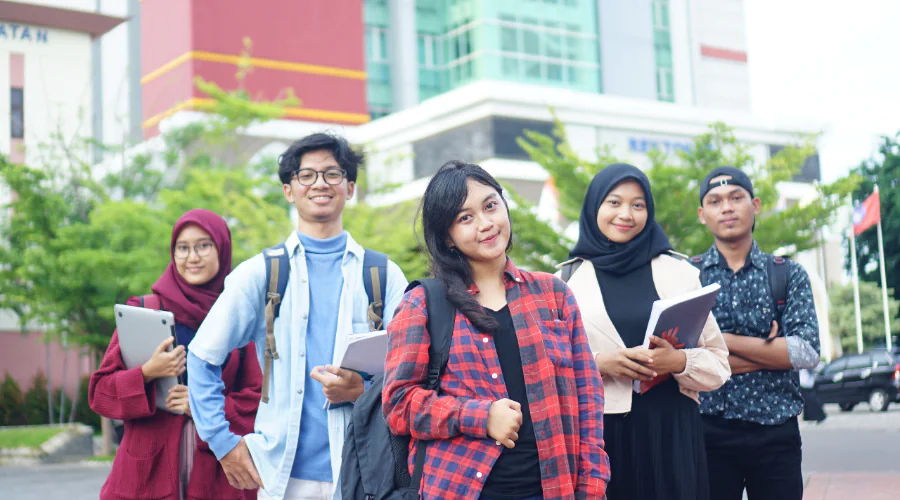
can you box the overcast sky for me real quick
[745,0,900,182]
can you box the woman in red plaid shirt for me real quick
[383,161,610,500]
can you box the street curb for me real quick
[0,424,94,466]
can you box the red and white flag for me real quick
[852,190,881,236]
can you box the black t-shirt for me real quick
[480,305,542,498]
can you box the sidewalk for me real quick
[803,473,900,500]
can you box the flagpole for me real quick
[849,199,865,354]
[874,185,893,351]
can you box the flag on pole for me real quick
[852,190,881,236]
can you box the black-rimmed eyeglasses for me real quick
[292,168,347,186]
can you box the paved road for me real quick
[0,461,111,500]
[1,404,897,500]
[800,404,900,499]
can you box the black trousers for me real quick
[702,415,803,500]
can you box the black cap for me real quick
[699,166,754,204]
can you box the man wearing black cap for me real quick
[694,166,820,500]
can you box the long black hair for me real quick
[421,161,513,333]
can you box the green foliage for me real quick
[0,373,26,426]
[828,281,900,351]
[344,199,430,279]
[73,375,101,430]
[517,120,859,258]
[504,186,572,272]
[22,371,49,425]
[850,134,900,314]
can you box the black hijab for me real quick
[569,163,672,275]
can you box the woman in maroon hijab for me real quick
[90,209,262,500]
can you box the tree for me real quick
[517,121,859,259]
[0,372,26,426]
[850,134,900,317]
[828,281,900,351]
[22,371,49,425]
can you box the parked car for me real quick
[813,350,900,412]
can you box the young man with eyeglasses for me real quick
[186,132,408,500]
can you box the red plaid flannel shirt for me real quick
[383,259,609,500]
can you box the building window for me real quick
[368,27,389,62]
[488,14,597,88]
[652,0,674,102]
[418,34,439,68]
[10,88,24,139]
[653,0,670,30]
[656,67,674,101]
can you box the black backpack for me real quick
[689,253,791,332]
[259,243,389,404]
[340,278,455,500]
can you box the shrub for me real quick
[0,373,26,425]
[22,371,49,425]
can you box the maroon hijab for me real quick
[150,209,232,330]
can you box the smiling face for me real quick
[595,180,649,244]
[447,179,511,266]
[282,149,355,228]
[698,174,761,243]
[173,224,220,286]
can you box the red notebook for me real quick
[633,283,721,394]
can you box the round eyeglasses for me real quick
[292,168,347,186]
[174,241,216,260]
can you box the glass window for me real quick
[547,63,563,81]
[564,0,578,6]
[845,354,872,370]
[417,36,426,65]
[567,66,578,84]
[502,56,520,76]
[544,21,561,59]
[10,88,24,139]
[823,358,847,376]
[417,35,438,67]
[501,25,518,52]
[566,35,581,61]
[525,60,541,79]
[656,67,674,101]
[523,25,540,55]
[377,29,389,61]
[873,352,894,367]
[653,0,670,30]
[459,29,472,58]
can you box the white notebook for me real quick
[339,330,389,377]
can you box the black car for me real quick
[813,350,900,412]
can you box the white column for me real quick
[388,0,419,112]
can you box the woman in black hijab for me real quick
[559,164,730,500]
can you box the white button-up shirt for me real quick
[189,231,407,500]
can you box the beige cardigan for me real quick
[558,254,731,414]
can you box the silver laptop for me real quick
[114,304,184,415]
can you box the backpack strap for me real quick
[766,254,791,336]
[559,260,584,283]
[405,278,455,490]
[362,249,389,331]
[261,244,290,404]
[689,255,708,286]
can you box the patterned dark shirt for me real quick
[382,259,609,500]
[698,242,820,425]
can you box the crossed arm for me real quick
[725,322,793,374]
